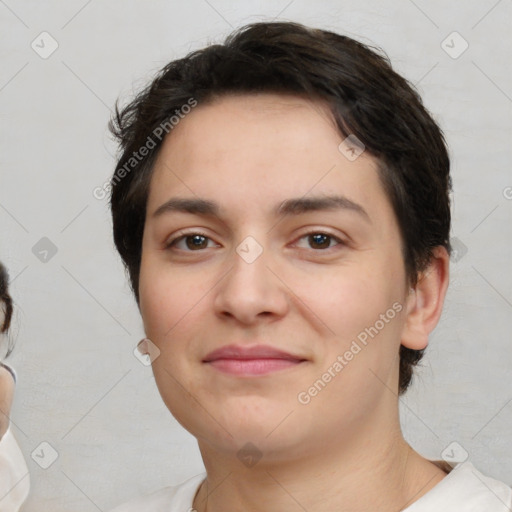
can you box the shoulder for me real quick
[108,473,206,512]
[406,460,512,511]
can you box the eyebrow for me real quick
[152,195,371,223]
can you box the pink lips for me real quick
[203,344,306,376]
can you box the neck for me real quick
[193,415,446,512]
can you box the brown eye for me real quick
[295,231,344,251]
[165,232,215,251]
[308,233,331,249]
[184,234,209,250]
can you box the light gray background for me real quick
[1,0,511,510]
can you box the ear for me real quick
[401,246,450,351]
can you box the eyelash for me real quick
[164,229,346,253]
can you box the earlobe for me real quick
[401,246,450,351]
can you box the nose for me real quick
[213,238,289,326]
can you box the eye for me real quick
[165,230,345,252]
[294,231,345,251]
[165,231,217,251]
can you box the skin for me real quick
[138,93,450,511]
[0,365,14,440]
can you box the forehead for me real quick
[155,93,343,168]
[147,93,391,224]
[167,94,331,149]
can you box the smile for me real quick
[203,344,307,376]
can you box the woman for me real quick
[107,21,512,511]
[0,262,30,511]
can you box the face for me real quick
[139,93,411,460]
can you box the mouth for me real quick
[203,344,307,376]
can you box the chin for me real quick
[192,410,297,447]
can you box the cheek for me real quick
[300,264,401,335]
[139,256,199,339]
[138,261,166,338]
[298,270,405,412]
[299,261,407,396]
[138,259,207,422]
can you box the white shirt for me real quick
[0,427,30,512]
[0,363,30,512]
[109,461,512,511]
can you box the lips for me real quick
[203,344,303,362]
[203,344,306,376]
